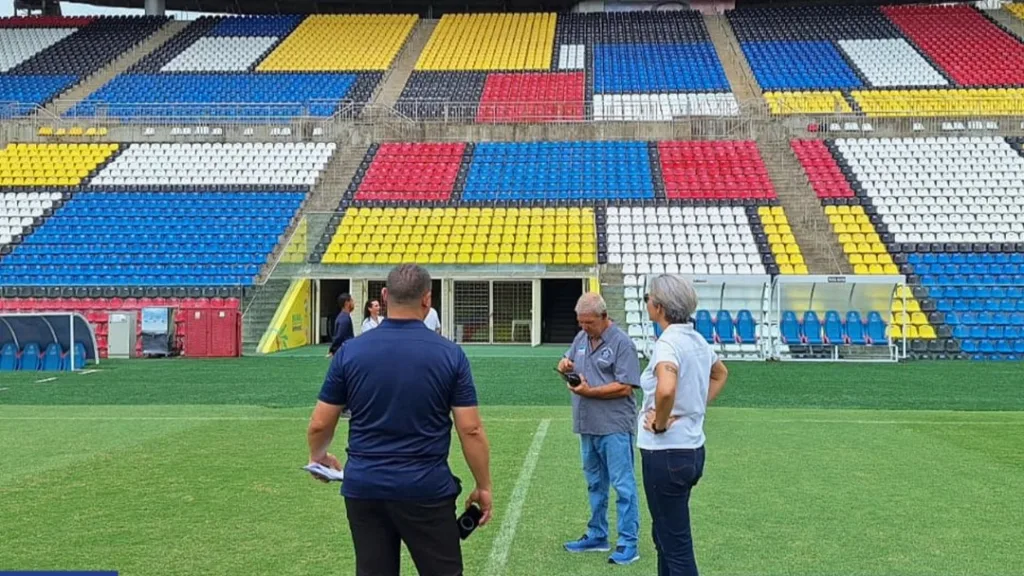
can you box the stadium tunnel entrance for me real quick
[541,279,584,344]
[318,279,351,345]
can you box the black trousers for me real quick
[345,497,462,576]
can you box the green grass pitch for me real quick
[1,346,1022,575]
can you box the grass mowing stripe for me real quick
[486,419,550,576]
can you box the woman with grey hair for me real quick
[638,274,729,576]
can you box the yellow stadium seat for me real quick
[416,13,555,71]
[917,325,936,339]
[911,312,928,326]
[258,14,418,71]
[888,325,902,339]
[851,88,1024,118]
[764,90,853,114]
[325,206,595,266]
[0,143,118,187]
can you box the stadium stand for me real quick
[0,15,167,116]
[69,14,416,120]
[397,11,737,121]
[0,141,332,289]
[728,3,1024,116]
[793,135,1024,359]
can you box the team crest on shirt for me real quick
[601,348,613,359]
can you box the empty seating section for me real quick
[353,143,466,203]
[415,13,555,71]
[800,136,1024,358]
[729,4,1024,116]
[71,15,414,120]
[658,141,775,201]
[322,207,597,266]
[0,28,76,71]
[160,36,280,72]
[780,309,891,346]
[0,16,166,115]
[603,206,773,276]
[0,143,117,187]
[742,41,863,91]
[1,192,62,248]
[399,11,735,121]
[463,142,653,202]
[257,14,417,71]
[91,142,336,188]
[477,72,585,123]
[0,192,303,286]
[281,218,308,264]
[836,39,947,87]
[763,91,852,115]
[881,5,1024,87]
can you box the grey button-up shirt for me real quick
[565,322,641,436]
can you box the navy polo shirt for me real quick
[318,318,477,501]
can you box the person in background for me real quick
[558,292,642,566]
[639,275,728,576]
[362,299,382,333]
[328,293,355,357]
[307,264,493,576]
[424,306,442,335]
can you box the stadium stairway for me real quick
[703,13,760,105]
[241,277,292,355]
[40,20,191,119]
[599,264,628,336]
[987,6,1024,42]
[371,19,439,112]
[757,137,850,274]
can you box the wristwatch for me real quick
[652,423,667,435]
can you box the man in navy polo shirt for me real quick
[307,264,493,576]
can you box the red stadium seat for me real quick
[354,142,466,202]
[658,141,776,200]
[790,140,856,199]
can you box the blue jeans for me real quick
[641,447,706,576]
[580,433,640,547]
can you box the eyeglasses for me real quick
[643,293,649,303]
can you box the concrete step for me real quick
[756,139,851,275]
[985,8,1024,41]
[40,20,190,119]
[372,20,438,110]
[703,14,760,105]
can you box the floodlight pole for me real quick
[145,0,166,15]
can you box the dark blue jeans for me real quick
[641,446,706,576]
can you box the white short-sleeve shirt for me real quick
[637,323,718,450]
[424,308,441,332]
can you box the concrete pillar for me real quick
[144,0,166,16]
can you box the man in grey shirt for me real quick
[557,292,642,565]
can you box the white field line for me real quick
[34,377,57,384]
[485,418,551,576]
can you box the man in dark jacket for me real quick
[328,293,355,357]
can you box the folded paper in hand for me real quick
[304,463,344,482]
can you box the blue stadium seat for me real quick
[823,310,843,344]
[0,191,303,286]
[738,41,862,90]
[735,310,756,344]
[69,73,359,119]
[866,311,886,344]
[781,311,800,344]
[802,311,823,345]
[592,43,730,93]
[462,141,655,201]
[0,75,79,116]
[694,310,714,343]
[42,343,63,371]
[714,310,735,343]
[64,342,87,371]
[207,15,304,36]
[20,342,41,371]
[845,311,866,345]
[0,343,18,371]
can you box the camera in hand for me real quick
[553,368,582,387]
[457,504,483,540]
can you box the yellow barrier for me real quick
[257,278,313,354]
